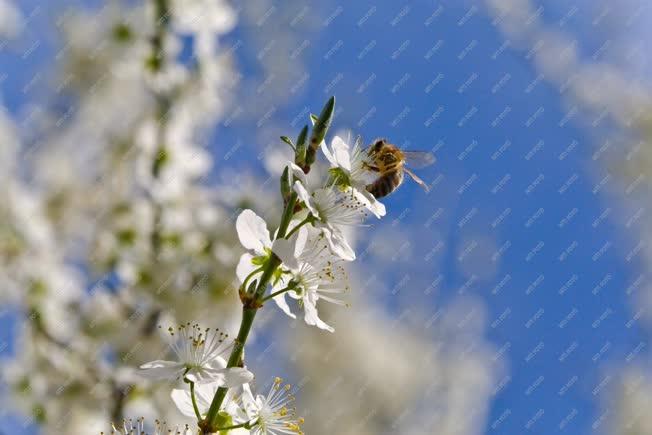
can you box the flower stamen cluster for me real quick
[243,377,304,435]
[139,322,253,386]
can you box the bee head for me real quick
[370,138,387,155]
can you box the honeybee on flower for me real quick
[363,138,435,198]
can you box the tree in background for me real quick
[0,1,498,434]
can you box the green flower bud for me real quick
[294,125,308,168]
[280,165,292,203]
[304,96,335,170]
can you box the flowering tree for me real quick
[0,1,500,434]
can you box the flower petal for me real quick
[351,186,386,218]
[293,181,320,218]
[190,366,254,387]
[194,382,219,407]
[303,297,335,332]
[171,388,198,417]
[241,383,258,419]
[184,367,210,384]
[288,161,307,184]
[236,209,271,254]
[271,225,307,271]
[236,253,258,284]
[331,136,352,171]
[294,224,308,256]
[223,367,255,387]
[138,360,182,379]
[272,237,300,270]
[321,141,335,165]
[273,292,296,319]
[321,226,355,261]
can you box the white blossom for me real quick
[272,227,349,332]
[171,382,246,428]
[235,209,274,284]
[293,181,368,262]
[321,135,385,218]
[140,323,253,385]
[242,378,304,435]
[170,0,236,36]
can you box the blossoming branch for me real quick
[132,95,425,434]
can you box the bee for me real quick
[364,139,435,199]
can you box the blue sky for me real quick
[2,1,651,434]
[213,1,648,433]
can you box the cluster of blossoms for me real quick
[136,324,302,434]
[0,0,270,430]
[132,96,391,433]
[0,0,416,432]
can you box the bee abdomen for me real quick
[366,171,403,199]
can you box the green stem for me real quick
[260,284,296,304]
[189,381,202,420]
[202,307,256,431]
[202,194,298,432]
[242,265,264,292]
[285,214,312,239]
[217,421,255,431]
[277,192,298,239]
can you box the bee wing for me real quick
[404,167,430,192]
[402,151,436,169]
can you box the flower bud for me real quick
[294,125,308,169]
[280,166,292,203]
[304,96,335,171]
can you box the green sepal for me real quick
[328,167,351,188]
[280,136,295,151]
[251,255,267,266]
[272,267,284,285]
[216,411,234,435]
